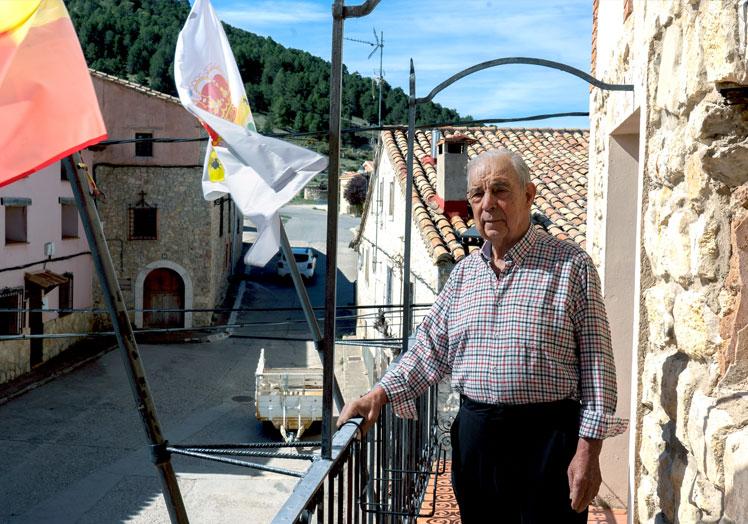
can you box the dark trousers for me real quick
[450,396,589,524]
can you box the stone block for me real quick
[691,95,748,141]
[685,151,711,202]
[639,408,669,476]
[644,282,680,349]
[687,391,735,486]
[678,460,703,523]
[673,289,721,358]
[701,136,748,188]
[665,208,697,283]
[675,360,708,445]
[721,324,748,386]
[693,470,725,522]
[701,0,747,84]
[636,473,658,523]
[693,196,730,282]
[655,24,683,113]
[723,426,748,523]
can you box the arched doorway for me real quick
[143,268,185,328]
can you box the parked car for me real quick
[276,247,317,281]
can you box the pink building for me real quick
[83,71,241,331]
[1,70,242,385]
[0,162,94,383]
[81,70,204,168]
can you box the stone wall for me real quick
[93,165,224,329]
[0,312,92,385]
[590,1,748,522]
[0,340,27,384]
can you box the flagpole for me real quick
[279,224,346,412]
[324,0,381,460]
[63,155,189,524]
[322,0,346,460]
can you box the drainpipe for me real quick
[400,60,416,355]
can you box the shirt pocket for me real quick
[500,302,577,366]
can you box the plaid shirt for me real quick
[379,225,628,439]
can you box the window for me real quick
[60,198,78,238]
[0,287,24,335]
[447,142,464,154]
[2,197,30,244]
[58,273,73,317]
[129,192,157,240]
[135,132,153,157]
[129,207,158,239]
[60,162,67,181]
[388,181,395,217]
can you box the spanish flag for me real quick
[0,0,107,187]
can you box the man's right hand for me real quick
[337,385,388,436]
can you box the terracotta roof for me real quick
[379,126,589,264]
[90,69,183,106]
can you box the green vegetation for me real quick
[67,0,464,138]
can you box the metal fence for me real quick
[273,378,445,524]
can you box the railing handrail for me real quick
[271,417,363,523]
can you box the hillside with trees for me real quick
[67,0,464,138]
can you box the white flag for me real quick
[174,0,327,266]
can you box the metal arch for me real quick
[416,56,634,104]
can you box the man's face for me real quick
[467,155,536,250]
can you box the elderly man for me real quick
[338,148,626,523]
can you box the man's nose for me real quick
[481,189,497,209]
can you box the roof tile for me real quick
[381,126,589,263]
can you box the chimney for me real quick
[435,134,476,216]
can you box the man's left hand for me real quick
[567,437,603,512]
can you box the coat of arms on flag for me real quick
[175,0,327,266]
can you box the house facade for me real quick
[589,0,748,521]
[0,162,94,384]
[83,71,242,330]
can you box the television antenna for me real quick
[345,28,384,127]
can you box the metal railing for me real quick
[273,370,445,523]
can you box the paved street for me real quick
[0,205,361,523]
[242,205,361,339]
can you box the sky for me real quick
[210,0,594,129]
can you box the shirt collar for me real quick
[480,225,538,267]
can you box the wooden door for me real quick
[143,268,185,328]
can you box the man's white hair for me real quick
[466,148,531,188]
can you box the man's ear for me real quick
[525,181,537,206]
